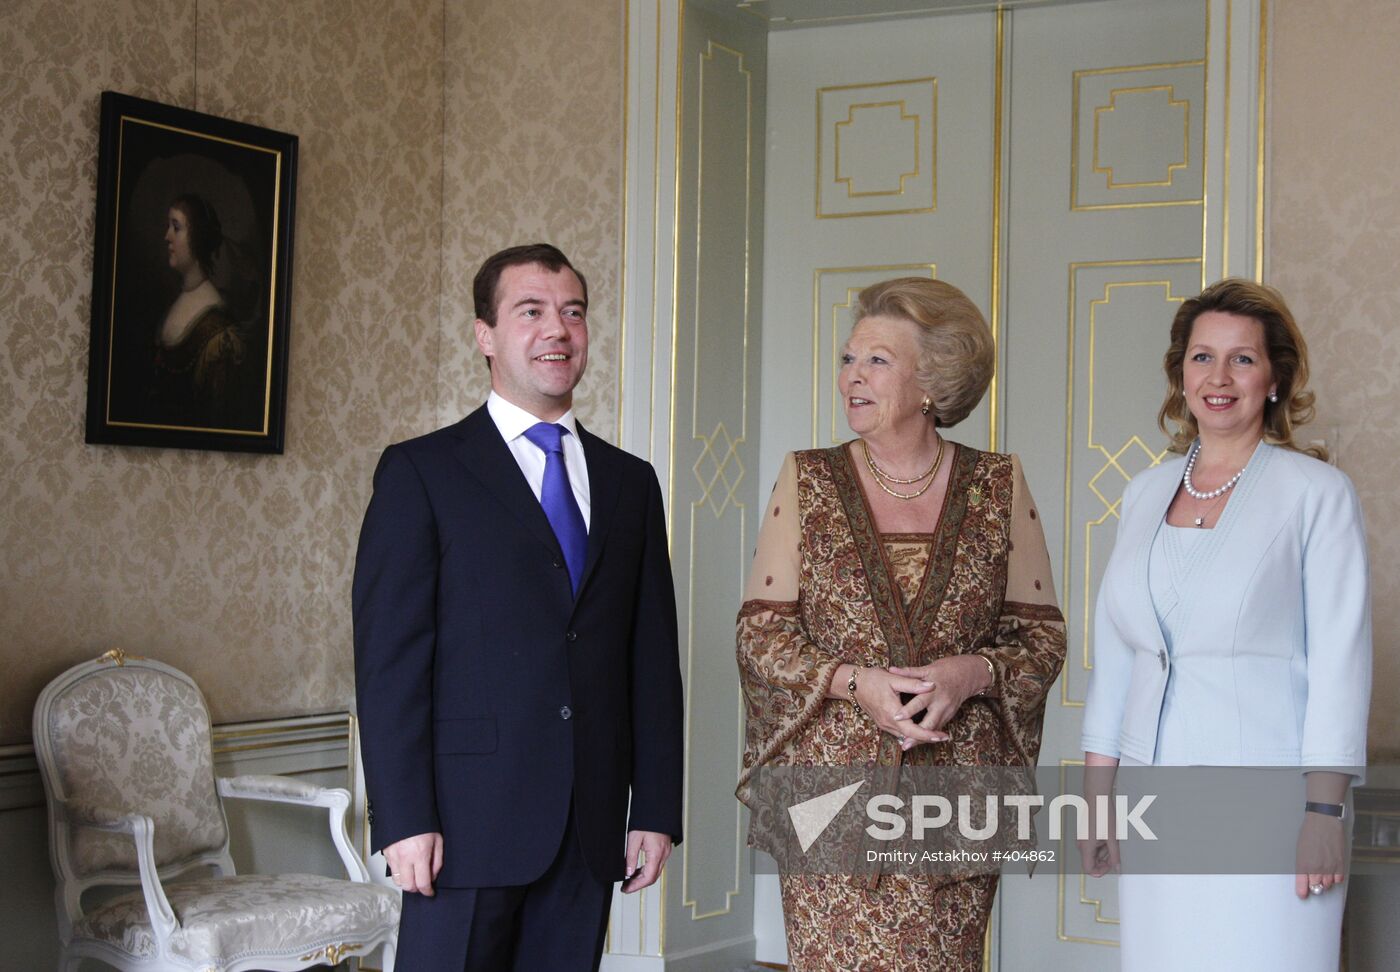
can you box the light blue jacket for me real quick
[1080,443,1371,767]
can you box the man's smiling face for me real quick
[474,262,589,420]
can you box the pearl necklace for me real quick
[1182,440,1246,500]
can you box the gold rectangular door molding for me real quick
[817,77,938,218]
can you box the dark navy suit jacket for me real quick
[352,405,684,887]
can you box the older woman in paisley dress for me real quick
[736,277,1066,970]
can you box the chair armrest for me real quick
[218,774,349,808]
[57,804,180,942]
[216,775,371,883]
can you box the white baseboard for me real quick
[599,955,667,972]
[660,933,758,971]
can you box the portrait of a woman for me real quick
[1078,278,1372,971]
[736,277,1067,970]
[148,192,253,430]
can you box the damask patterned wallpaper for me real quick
[7,0,1390,758]
[438,0,625,432]
[0,0,625,744]
[1271,0,1400,756]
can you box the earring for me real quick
[920,396,932,416]
[1268,391,1279,403]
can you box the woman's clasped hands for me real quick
[850,656,991,752]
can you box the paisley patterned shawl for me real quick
[735,443,1066,810]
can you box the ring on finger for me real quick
[1309,883,1325,896]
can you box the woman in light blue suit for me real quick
[1078,279,1371,971]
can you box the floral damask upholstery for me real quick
[33,654,399,971]
[43,664,227,876]
[73,873,399,966]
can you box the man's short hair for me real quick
[473,243,589,327]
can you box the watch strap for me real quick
[1304,801,1345,819]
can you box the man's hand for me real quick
[622,830,673,893]
[384,832,444,896]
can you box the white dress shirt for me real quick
[486,391,591,529]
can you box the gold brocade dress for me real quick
[736,443,1066,972]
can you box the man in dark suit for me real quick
[353,243,684,971]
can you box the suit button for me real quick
[565,631,578,642]
[552,558,564,569]
[1158,649,1167,670]
[560,706,573,720]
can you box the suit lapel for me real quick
[450,406,564,560]
[576,423,621,596]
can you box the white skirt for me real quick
[1116,755,1346,971]
[1118,872,1345,971]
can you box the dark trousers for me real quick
[395,805,613,972]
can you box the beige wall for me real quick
[1271,0,1400,758]
[439,0,626,431]
[3,0,1391,762]
[0,0,624,745]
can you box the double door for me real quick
[617,1,1265,967]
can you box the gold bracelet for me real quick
[976,654,995,695]
[846,663,875,712]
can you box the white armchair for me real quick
[32,651,399,971]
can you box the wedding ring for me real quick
[899,736,909,746]
[1310,883,1325,896]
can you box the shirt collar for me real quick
[486,390,579,444]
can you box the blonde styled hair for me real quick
[853,277,994,428]
[1158,278,1325,459]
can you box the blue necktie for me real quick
[522,422,588,595]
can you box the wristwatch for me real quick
[1304,801,1345,819]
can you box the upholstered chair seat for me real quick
[73,872,398,966]
[33,652,399,972]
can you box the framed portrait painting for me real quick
[85,91,298,453]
